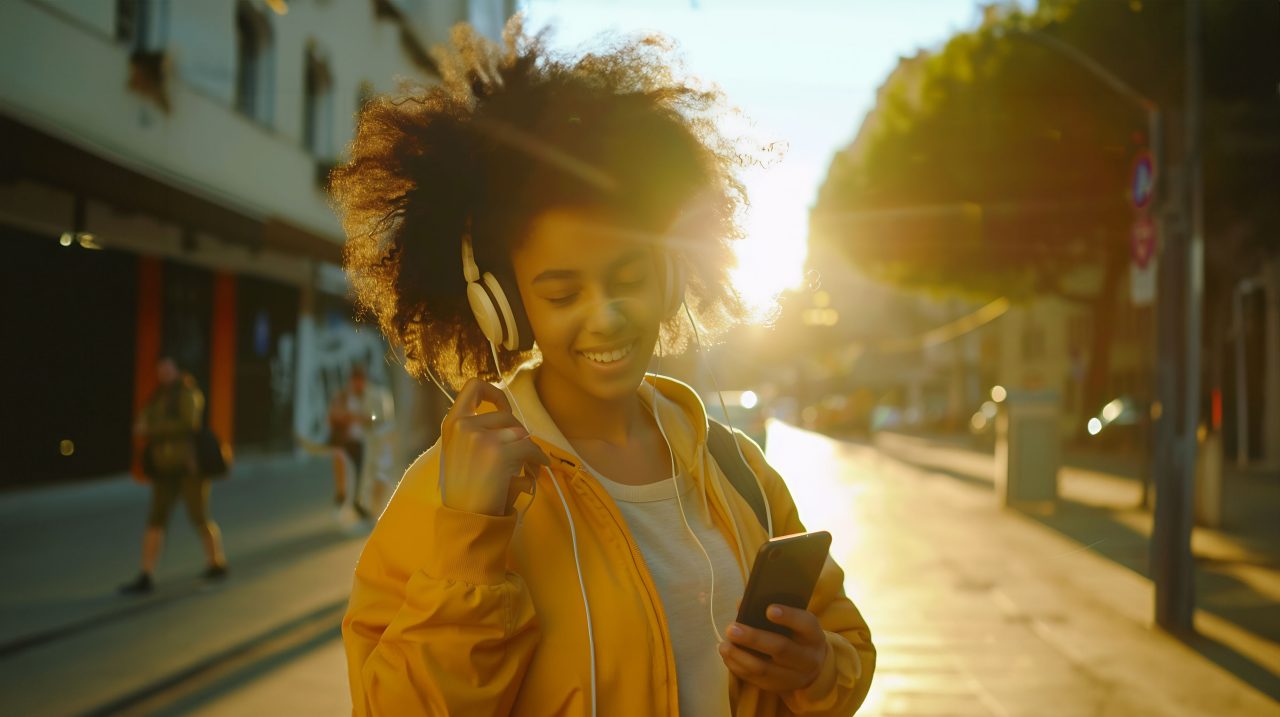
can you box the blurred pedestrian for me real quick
[328,364,396,519]
[329,21,874,715]
[120,357,228,595]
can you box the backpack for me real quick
[706,419,769,530]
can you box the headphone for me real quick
[462,233,687,352]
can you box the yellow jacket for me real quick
[343,367,875,715]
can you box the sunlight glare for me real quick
[730,180,809,322]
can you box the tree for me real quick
[812,0,1279,419]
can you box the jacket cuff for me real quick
[421,504,518,586]
[782,633,844,713]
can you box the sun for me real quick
[730,180,810,323]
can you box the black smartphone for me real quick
[735,531,832,639]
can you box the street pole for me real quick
[1141,107,1162,512]
[1152,0,1203,634]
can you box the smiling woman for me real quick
[329,19,875,717]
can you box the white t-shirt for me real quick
[590,468,746,717]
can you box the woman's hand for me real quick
[439,378,551,516]
[719,605,829,693]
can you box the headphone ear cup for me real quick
[482,272,519,351]
[489,264,535,352]
[467,281,504,347]
[504,279,536,353]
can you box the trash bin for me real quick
[994,388,1061,508]
[1195,426,1223,528]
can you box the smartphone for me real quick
[735,531,832,640]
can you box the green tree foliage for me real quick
[813,0,1279,415]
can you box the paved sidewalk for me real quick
[0,453,347,652]
[870,430,1280,711]
[772,423,1278,716]
[0,452,371,717]
[874,431,1280,693]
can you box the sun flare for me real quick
[730,183,810,323]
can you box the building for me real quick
[0,0,513,485]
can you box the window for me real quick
[303,45,335,159]
[116,0,142,45]
[235,2,274,123]
[118,0,168,52]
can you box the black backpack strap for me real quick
[706,419,768,530]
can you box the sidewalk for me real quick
[0,452,370,717]
[770,423,1278,716]
[874,430,1280,705]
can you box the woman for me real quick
[120,357,228,595]
[332,21,874,715]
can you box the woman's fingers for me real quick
[719,640,782,685]
[721,608,829,686]
[443,379,522,440]
[725,623,791,661]
[454,378,513,416]
[503,435,553,469]
[456,410,527,435]
[766,605,827,647]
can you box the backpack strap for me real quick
[706,419,769,531]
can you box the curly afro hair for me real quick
[329,18,752,390]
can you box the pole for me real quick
[1141,107,1163,511]
[1153,0,1202,634]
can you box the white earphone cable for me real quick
[652,343,724,646]
[425,364,456,406]
[684,303,774,539]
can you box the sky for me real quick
[522,0,982,312]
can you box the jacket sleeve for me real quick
[736,431,876,716]
[342,442,540,715]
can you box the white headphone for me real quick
[461,233,687,352]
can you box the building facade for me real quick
[0,0,513,485]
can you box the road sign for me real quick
[1130,212,1157,305]
[1131,151,1156,210]
[1131,212,1156,268]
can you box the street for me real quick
[3,423,1276,716]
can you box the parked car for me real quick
[1086,395,1145,450]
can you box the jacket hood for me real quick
[505,361,711,474]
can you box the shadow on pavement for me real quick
[870,434,1280,702]
[0,524,362,660]
[1022,499,1280,701]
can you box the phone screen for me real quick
[735,531,832,638]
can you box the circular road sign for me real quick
[1131,151,1155,210]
